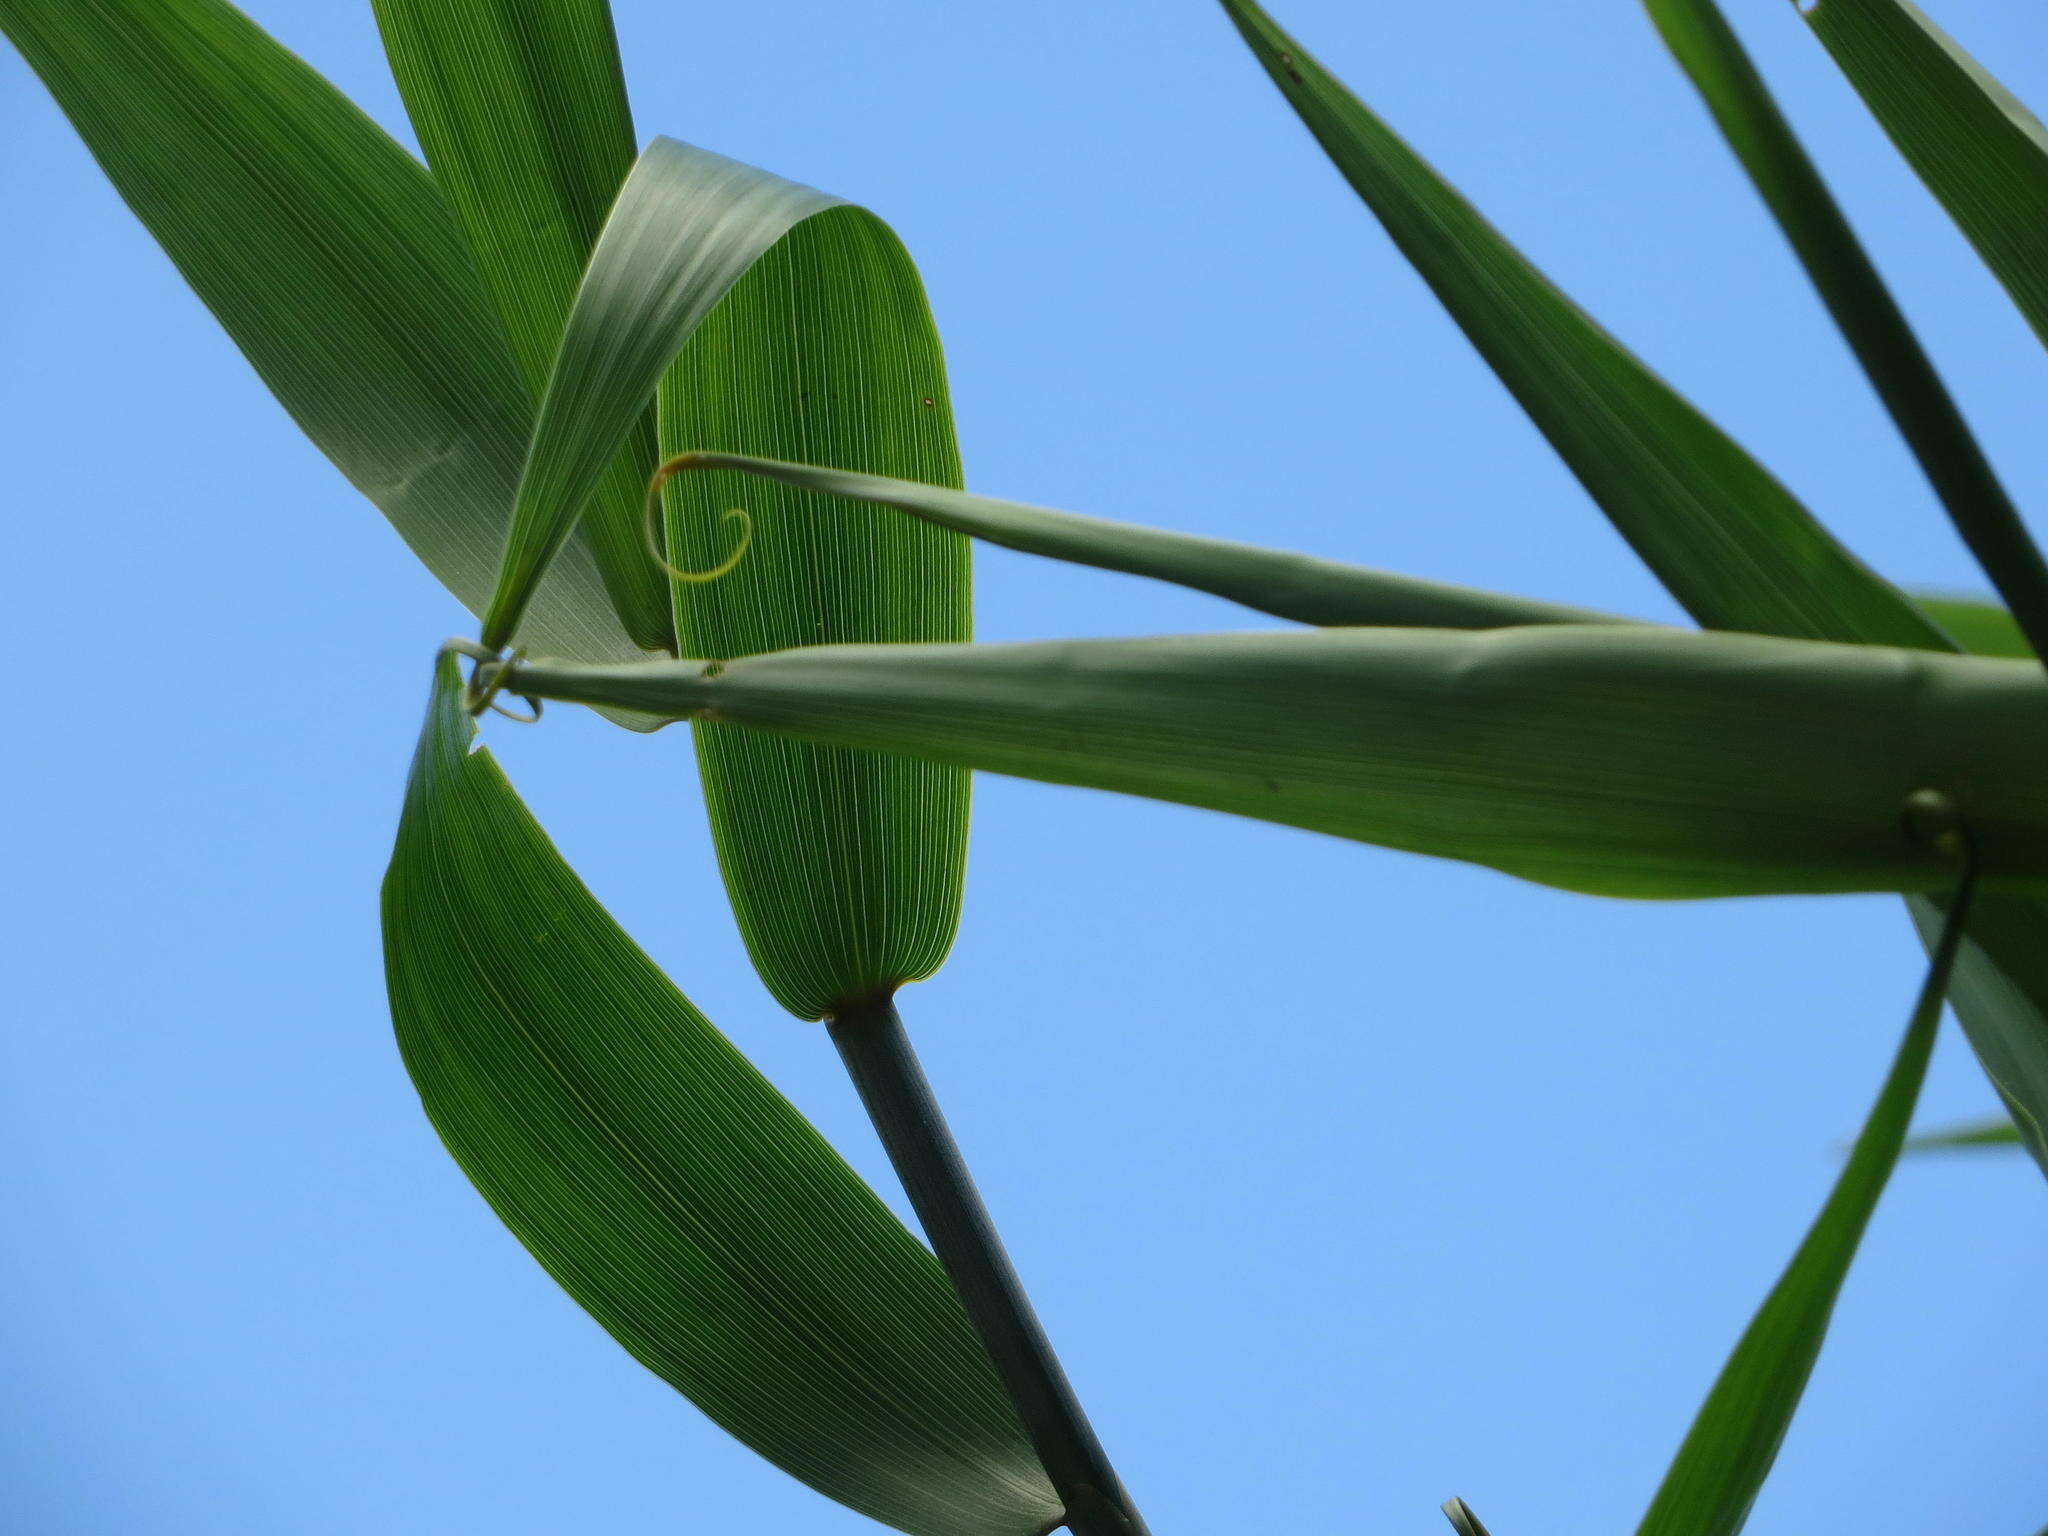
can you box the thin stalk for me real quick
[826,997,1150,1536]
[1646,0,2048,665]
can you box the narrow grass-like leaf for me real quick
[499,627,2048,899]
[1216,0,1942,650]
[1442,1497,1495,1536]
[1646,0,2048,663]
[479,136,841,650]
[372,0,672,648]
[659,452,1627,630]
[658,214,972,1019]
[1805,0,2048,352]
[1634,861,1974,1536]
[1913,594,2033,659]
[0,0,643,681]
[1218,0,2048,1188]
[1904,1115,2022,1152]
[383,652,1059,1536]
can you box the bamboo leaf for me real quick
[1215,0,1942,651]
[499,627,2048,900]
[1805,0,2048,352]
[383,651,1059,1536]
[1904,1115,2023,1152]
[1217,0,2048,1193]
[1645,0,2048,663]
[657,452,1630,631]
[1634,862,1975,1536]
[656,211,973,1019]
[1912,594,2033,660]
[479,136,842,651]
[372,0,672,648]
[0,0,646,684]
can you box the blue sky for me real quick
[4,0,2046,1532]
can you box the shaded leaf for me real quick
[383,652,1059,1536]
[1442,1497,1495,1536]
[372,0,672,647]
[0,0,645,683]
[659,451,1630,631]
[1635,864,1974,1536]
[1806,0,2048,351]
[501,626,2048,899]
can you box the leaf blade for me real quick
[371,0,673,647]
[502,627,2048,900]
[1805,0,2048,352]
[479,136,842,651]
[383,653,1059,1536]
[1634,866,1974,1536]
[0,0,643,678]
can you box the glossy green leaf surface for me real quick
[0,0,643,680]
[1635,873,1972,1536]
[1806,0,2048,351]
[661,452,1628,631]
[1646,0,2048,663]
[1216,0,1940,650]
[372,0,672,648]
[503,627,2048,899]
[383,653,1059,1536]
[658,212,973,1019]
[481,136,842,650]
[1904,1115,2023,1152]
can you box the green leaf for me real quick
[0,0,645,684]
[1634,865,1975,1536]
[1904,1115,2023,1152]
[371,0,672,649]
[1912,594,2034,660]
[1218,0,2048,1192]
[383,652,1059,1536]
[499,626,2048,900]
[657,212,973,1019]
[1215,0,1943,651]
[1805,0,2048,352]
[479,136,841,651]
[1442,1497,1496,1536]
[658,452,1632,631]
[1644,0,2048,664]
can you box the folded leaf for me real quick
[480,136,841,650]
[1805,0,2048,352]
[659,452,1630,630]
[0,0,644,682]
[372,0,672,648]
[657,213,973,1019]
[1635,861,1974,1536]
[383,652,1059,1536]
[500,627,2048,899]
[1645,0,2048,663]
[1215,0,1941,651]
[1904,1115,2022,1152]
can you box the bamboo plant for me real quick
[6,0,2047,1530]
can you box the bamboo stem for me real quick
[826,997,1150,1536]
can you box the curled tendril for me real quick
[441,637,543,723]
[645,456,754,586]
